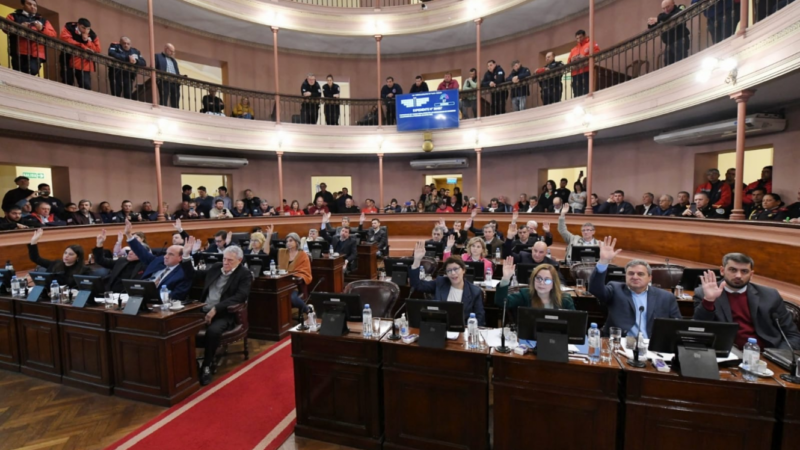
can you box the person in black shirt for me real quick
[108,36,146,99]
[598,190,635,214]
[322,74,341,126]
[481,60,507,116]
[380,77,403,125]
[681,192,725,219]
[301,73,322,124]
[555,178,571,205]
[30,183,66,219]
[537,52,565,105]
[0,206,28,230]
[28,228,91,287]
[111,200,143,223]
[335,187,352,213]
[647,0,690,67]
[93,229,146,292]
[201,87,225,115]
[409,75,429,93]
[2,176,34,213]
[314,182,336,213]
[508,60,531,111]
[195,186,214,218]
[182,184,193,202]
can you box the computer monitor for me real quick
[73,275,104,307]
[0,268,14,293]
[464,260,487,281]
[309,293,363,321]
[605,265,626,284]
[649,318,738,357]
[230,232,250,245]
[515,264,536,284]
[244,254,269,277]
[29,271,56,287]
[570,246,600,264]
[424,241,444,258]
[122,280,160,303]
[517,307,588,345]
[273,239,287,250]
[405,299,465,332]
[197,252,223,265]
[307,241,325,259]
[384,258,414,275]
[512,243,535,254]
[679,268,721,290]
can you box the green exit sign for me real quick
[22,172,45,179]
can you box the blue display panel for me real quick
[395,89,459,132]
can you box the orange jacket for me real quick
[5,11,57,59]
[742,179,772,206]
[278,249,312,285]
[695,181,732,209]
[567,37,600,76]
[60,23,101,72]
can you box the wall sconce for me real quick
[566,106,593,127]
[696,57,737,85]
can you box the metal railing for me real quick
[289,0,425,7]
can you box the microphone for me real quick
[494,295,512,353]
[627,305,647,368]
[773,313,800,384]
[158,241,168,256]
[387,287,413,341]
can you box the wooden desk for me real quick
[311,256,345,293]
[57,302,112,395]
[248,274,297,341]
[619,353,781,450]
[775,364,800,450]
[346,244,378,283]
[107,303,205,407]
[14,299,61,383]
[0,295,18,371]
[492,342,622,450]
[381,330,489,450]
[291,320,391,450]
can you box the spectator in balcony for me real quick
[696,168,732,211]
[97,201,115,223]
[552,197,566,214]
[461,68,479,119]
[526,195,541,213]
[111,200,142,223]
[59,18,100,90]
[322,74,341,126]
[182,184,193,202]
[724,167,746,209]
[436,200,454,214]
[673,190,691,213]
[787,188,800,223]
[209,199,233,219]
[384,199,402,214]
[308,197,329,216]
[339,197,360,214]
[743,165,772,208]
[539,180,557,212]
[282,200,302,216]
[335,187,352,212]
[682,192,726,219]
[233,97,255,120]
[568,30,600,97]
[2,176,33,213]
[140,201,158,221]
[555,178,571,205]
[314,183,335,213]
[108,36,146,100]
[214,186,232,210]
[569,181,587,213]
[300,73,322,124]
[195,186,214,218]
[647,0,690,67]
[5,0,57,76]
[598,190,635,214]
[750,193,788,221]
[155,43,182,108]
[536,52,565,105]
[508,60,532,112]
[30,183,65,219]
[201,87,225,115]
[381,77,402,126]
[513,194,530,212]
[67,200,100,225]
[357,104,379,126]
[481,60,507,116]
[0,206,27,230]
[486,198,503,213]
[409,75,429,93]
[746,187,767,220]
[635,192,656,215]
[253,199,275,217]
[362,199,379,214]
[693,0,739,44]
[437,72,459,91]
[230,200,249,218]
[651,194,676,216]
[241,189,260,214]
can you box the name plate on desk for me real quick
[123,296,145,315]
[677,346,720,380]
[72,291,93,308]
[319,311,348,336]
[26,286,44,302]
[418,321,447,349]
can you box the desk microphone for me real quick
[158,241,169,256]
[773,313,800,384]
[296,277,325,332]
[494,295,512,353]
[387,287,413,341]
[627,305,647,368]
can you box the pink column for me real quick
[588,0,596,96]
[147,0,158,107]
[475,148,482,206]
[277,151,284,213]
[272,27,281,124]
[154,140,165,221]
[475,18,483,119]
[738,0,749,36]
[729,90,756,220]
[584,132,596,215]
[376,35,383,127]
[378,153,384,208]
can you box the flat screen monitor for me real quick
[648,318,738,357]
[570,246,600,264]
[396,89,460,132]
[230,232,250,245]
[197,252,223,265]
[74,275,104,296]
[515,264,536,284]
[405,299,465,332]
[605,265,626,284]
[307,241,325,259]
[384,258,414,275]
[679,268,721,290]
[517,307,588,345]
[273,240,287,250]
[513,242,535,254]
[310,293,363,321]
[464,260,487,281]
[424,241,444,258]
[122,280,160,303]
[244,254,269,276]
[29,271,56,287]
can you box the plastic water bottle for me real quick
[467,313,479,350]
[510,274,519,287]
[675,284,684,299]
[160,285,169,303]
[485,266,493,282]
[50,280,60,303]
[588,323,601,364]
[362,304,373,338]
[306,305,317,330]
[743,338,760,381]
[10,275,19,297]
[5,260,13,271]
[329,245,334,258]
[495,247,501,261]
[547,248,552,259]
[399,313,409,337]
[269,259,277,276]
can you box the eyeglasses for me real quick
[581,228,594,232]
[534,277,553,285]
[445,268,462,274]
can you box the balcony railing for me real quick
[289,0,426,8]
[1,0,794,126]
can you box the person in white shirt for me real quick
[209,199,233,219]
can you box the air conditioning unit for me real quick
[410,158,469,170]
[654,114,786,146]
[172,154,249,168]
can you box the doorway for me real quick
[180,174,230,199]
[424,174,463,194]
[311,176,352,203]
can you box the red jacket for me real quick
[437,79,460,90]
[436,206,455,213]
[361,207,378,214]
[567,37,600,76]
[5,10,57,59]
[287,209,305,216]
[742,179,772,206]
[695,181,732,209]
[60,22,101,72]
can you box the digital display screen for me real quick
[395,89,459,132]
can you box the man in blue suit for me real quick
[154,43,182,108]
[409,241,486,326]
[124,219,193,301]
[588,236,681,336]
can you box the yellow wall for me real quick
[547,166,586,187]
[311,176,352,203]
[425,174,463,193]
[717,147,773,184]
[0,165,53,195]
[179,60,223,113]
[180,174,227,199]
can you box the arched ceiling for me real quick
[106,0,592,55]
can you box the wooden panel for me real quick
[16,316,61,383]
[59,323,112,394]
[311,256,345,294]
[779,376,800,450]
[249,275,296,341]
[0,312,19,371]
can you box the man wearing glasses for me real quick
[557,204,599,264]
[588,236,682,336]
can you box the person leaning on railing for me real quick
[380,77,402,126]
[322,75,341,126]
[300,73,322,124]
[692,0,739,44]
[535,52,565,105]
[4,0,57,76]
[567,29,600,98]
[460,68,479,119]
[508,60,532,112]
[481,60,507,116]
[107,37,146,100]
[59,18,100,90]
[647,0,691,67]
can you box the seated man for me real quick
[205,230,231,253]
[673,191,691,213]
[522,217,553,246]
[597,190,635,214]
[503,220,551,254]
[746,187,767,219]
[693,253,800,350]
[112,200,143,223]
[253,199,275,216]
[696,168,732,211]
[321,218,358,273]
[589,236,682,336]
[426,225,447,248]
[650,194,676,216]
[67,199,101,225]
[556,205,599,264]
[209,199,233,219]
[479,224,504,257]
[183,240,252,386]
[358,214,388,256]
[443,219,469,246]
[22,202,65,227]
[551,196,564,214]
[361,199,379,214]
[0,206,28,230]
[339,198,360,214]
[93,229,147,292]
[504,238,566,284]
[124,219,193,301]
[681,192,726,219]
[634,192,655,215]
[140,201,158,221]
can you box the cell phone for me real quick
[689,203,698,214]
[405,202,411,206]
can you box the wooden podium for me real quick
[346,243,378,283]
[58,303,113,395]
[248,274,297,341]
[14,300,61,383]
[311,256,345,293]
[0,295,19,372]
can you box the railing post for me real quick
[584,132,596,215]
[154,140,166,221]
[378,153,384,208]
[277,151,284,213]
[147,0,158,107]
[376,35,383,127]
[475,18,483,119]
[737,0,749,36]
[272,26,281,124]
[588,0,595,96]
[475,147,482,206]
[729,89,755,220]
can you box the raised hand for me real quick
[192,236,202,253]
[699,270,725,302]
[507,222,518,239]
[543,222,550,233]
[413,240,426,262]
[360,212,366,223]
[30,228,44,245]
[323,212,331,224]
[225,231,233,246]
[512,211,519,223]
[561,204,570,216]
[446,234,455,249]
[438,218,446,228]
[96,229,107,247]
[598,236,622,264]
[501,256,516,281]
[465,218,473,229]
[173,218,182,231]
[123,218,133,238]
[471,208,478,219]
[265,224,274,241]
[183,236,196,258]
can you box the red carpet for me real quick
[107,338,296,450]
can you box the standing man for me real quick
[108,36,146,99]
[409,75,429,93]
[536,52,565,105]
[314,182,336,213]
[696,168,732,212]
[29,183,65,219]
[214,186,232,210]
[67,199,101,225]
[567,30,600,98]
[555,178,571,205]
[437,72,459,91]
[481,60,507,116]
[2,175,33,213]
[647,0,690,67]
[322,74,341,126]
[155,43,182,108]
[508,60,531,112]
[461,68,479,119]
[380,77,402,126]
[60,18,100,90]
[195,186,214,218]
[5,0,57,76]
[182,184,193,202]
[300,73,322,124]
[335,187,352,213]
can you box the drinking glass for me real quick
[372,318,381,339]
[610,327,622,352]
[504,327,517,349]
[576,278,585,293]
[600,339,612,363]
[104,291,114,310]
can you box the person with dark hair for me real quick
[313,182,335,213]
[647,0,690,67]
[209,199,233,219]
[93,229,147,292]
[673,190,691,213]
[569,181,587,213]
[568,30,600,97]
[97,201,115,223]
[67,199,101,225]
[409,75,429,93]
[112,200,142,222]
[59,17,100,89]
[182,184,193,202]
[2,175,33,213]
[139,201,158,221]
[195,186,214,218]
[200,86,225,115]
[635,192,656,215]
[788,188,800,223]
[205,230,231,253]
[508,59,531,111]
[696,168,732,211]
[437,72,459,91]
[214,186,232,210]
[380,77,402,125]
[361,199,379,214]
[539,180,557,212]
[322,74,341,126]
[0,206,28,230]
[693,0,739,44]
[496,259,575,310]
[28,228,91,287]
[321,215,357,273]
[750,193,788,221]
[5,0,58,76]
[300,73,322,124]
[681,191,726,219]
[536,52,565,105]
[461,68,479,119]
[743,165,773,208]
[409,241,486,326]
[384,199,402,214]
[359,213,388,255]
[555,178,571,205]
[29,183,65,219]
[481,59,507,116]
[694,253,800,350]
[746,187,767,219]
[598,190,635,214]
[108,36,146,99]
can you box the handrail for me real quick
[288,0,426,8]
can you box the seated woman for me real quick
[231,200,250,218]
[278,232,312,313]
[246,229,271,255]
[28,228,91,288]
[443,235,492,275]
[494,257,575,310]
[751,193,789,221]
[409,241,485,326]
[384,199,401,214]
[233,97,255,119]
[401,199,417,213]
[287,200,305,216]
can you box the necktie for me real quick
[155,267,171,286]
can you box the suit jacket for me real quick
[693,283,800,350]
[409,266,486,326]
[155,52,181,76]
[598,201,635,215]
[67,211,101,226]
[589,266,682,335]
[505,250,566,285]
[185,262,253,316]
[634,204,656,215]
[92,246,146,292]
[128,237,192,300]
[359,224,388,253]
[321,228,358,267]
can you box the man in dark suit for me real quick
[67,199,102,225]
[598,190,635,215]
[358,214,388,257]
[693,253,800,350]
[108,37,146,99]
[154,43,182,108]
[503,238,566,285]
[589,236,682,336]
[93,229,146,292]
[183,239,252,386]
[321,220,358,273]
[204,230,231,254]
[125,219,193,301]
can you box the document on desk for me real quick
[477,279,501,289]
[560,285,575,292]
